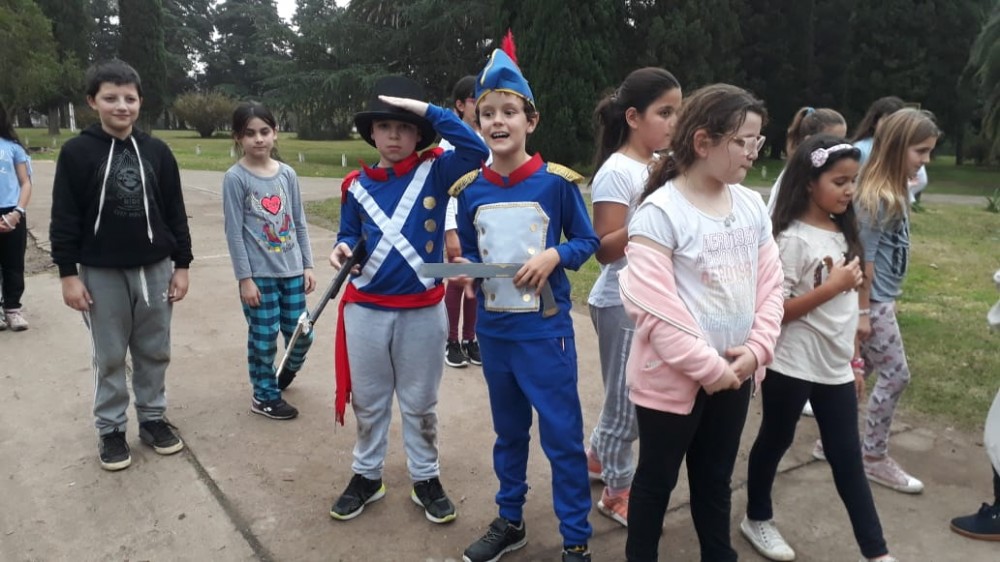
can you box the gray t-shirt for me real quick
[223,162,313,280]
[857,202,908,302]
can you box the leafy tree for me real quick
[163,0,215,98]
[275,1,378,139]
[173,91,236,137]
[89,0,118,62]
[35,0,91,134]
[347,0,497,101]
[204,0,293,99]
[0,0,61,115]
[919,0,993,163]
[966,4,1000,163]
[496,0,624,165]
[740,0,817,158]
[119,0,169,130]
[629,0,742,88]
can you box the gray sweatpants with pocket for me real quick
[344,301,447,482]
[81,258,174,436]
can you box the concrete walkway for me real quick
[1,162,996,561]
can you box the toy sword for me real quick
[419,262,558,318]
[275,238,367,377]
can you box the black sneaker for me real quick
[276,366,298,390]
[250,397,299,420]
[411,477,457,523]
[562,545,592,561]
[950,502,1000,541]
[446,340,469,368]
[463,340,482,365]
[330,474,386,521]
[99,430,131,471]
[463,517,527,562]
[139,419,184,455]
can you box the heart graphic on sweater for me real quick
[261,195,282,215]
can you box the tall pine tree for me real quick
[204,0,293,99]
[495,0,624,166]
[35,0,91,134]
[119,0,169,130]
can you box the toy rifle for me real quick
[275,238,367,377]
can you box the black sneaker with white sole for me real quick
[411,477,457,523]
[99,430,131,471]
[446,340,469,368]
[330,474,386,521]
[139,419,184,455]
[250,397,299,420]
[463,517,527,562]
[462,340,482,365]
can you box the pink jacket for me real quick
[619,240,784,414]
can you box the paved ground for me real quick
[1,162,997,561]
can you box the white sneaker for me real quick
[801,400,814,417]
[740,516,796,561]
[864,456,924,494]
[3,309,27,331]
[860,557,898,562]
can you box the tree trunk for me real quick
[954,125,965,166]
[47,106,61,136]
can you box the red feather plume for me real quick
[501,29,519,66]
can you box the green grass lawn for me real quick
[17,127,383,178]
[20,127,998,196]
[307,195,999,429]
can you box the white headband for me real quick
[810,144,854,167]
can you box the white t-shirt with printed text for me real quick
[628,181,771,355]
[770,220,857,384]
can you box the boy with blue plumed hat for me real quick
[328,75,489,525]
[451,32,598,562]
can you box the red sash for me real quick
[334,283,445,424]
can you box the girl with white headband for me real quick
[741,135,897,562]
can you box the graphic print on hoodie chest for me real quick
[108,149,155,219]
[248,182,294,253]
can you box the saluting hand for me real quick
[378,95,429,117]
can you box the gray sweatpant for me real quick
[344,302,447,481]
[81,259,174,436]
[588,304,638,490]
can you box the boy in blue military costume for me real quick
[451,35,599,562]
[328,76,489,524]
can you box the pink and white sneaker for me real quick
[864,456,923,494]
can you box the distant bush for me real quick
[173,92,236,138]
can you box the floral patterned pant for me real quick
[861,301,911,458]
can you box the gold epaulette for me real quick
[448,170,481,197]
[545,162,584,184]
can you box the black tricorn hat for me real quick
[354,76,438,152]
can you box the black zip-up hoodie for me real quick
[50,124,193,277]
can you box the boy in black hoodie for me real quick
[50,60,192,471]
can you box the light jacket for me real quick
[619,240,784,414]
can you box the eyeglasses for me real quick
[731,135,766,157]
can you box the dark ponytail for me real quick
[592,67,680,171]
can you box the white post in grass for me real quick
[68,103,77,132]
[342,153,347,167]
[195,144,201,156]
[298,152,305,163]
[230,146,236,159]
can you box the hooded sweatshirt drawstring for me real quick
[94,135,154,244]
